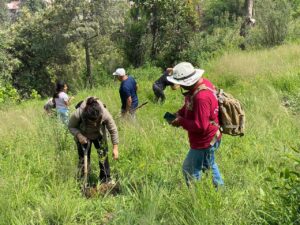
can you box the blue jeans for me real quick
[182,140,224,187]
[57,108,69,125]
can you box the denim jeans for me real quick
[57,108,69,125]
[182,140,224,187]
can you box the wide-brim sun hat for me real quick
[112,68,126,76]
[167,62,204,86]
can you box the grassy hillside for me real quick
[0,44,300,225]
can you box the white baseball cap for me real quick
[167,62,204,86]
[113,68,126,76]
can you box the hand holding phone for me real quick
[164,112,176,123]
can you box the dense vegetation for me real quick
[0,44,299,224]
[1,0,300,99]
[0,0,300,224]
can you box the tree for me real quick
[72,1,99,88]
[67,0,127,88]
[255,0,291,46]
[240,0,255,39]
[0,29,20,103]
[7,0,127,96]
[201,0,244,31]
[0,0,8,25]
[123,0,198,67]
[21,0,46,13]
[245,0,254,19]
[121,9,149,67]
[9,6,75,96]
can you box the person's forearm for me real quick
[66,96,74,106]
[125,97,132,112]
[112,144,119,160]
[104,115,119,144]
[64,99,72,106]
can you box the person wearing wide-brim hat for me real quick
[166,62,224,188]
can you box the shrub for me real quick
[256,148,300,224]
[127,63,162,81]
[121,17,150,67]
[29,89,41,100]
[286,18,300,43]
[201,0,244,31]
[246,0,291,47]
[0,82,20,104]
[92,63,114,87]
[180,24,243,66]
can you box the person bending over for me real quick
[68,97,119,183]
[152,68,178,103]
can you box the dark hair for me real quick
[53,80,66,99]
[82,97,102,121]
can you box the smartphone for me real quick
[164,112,176,123]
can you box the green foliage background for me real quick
[1,0,300,98]
[0,44,299,224]
[0,0,300,224]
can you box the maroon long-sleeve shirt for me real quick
[178,78,221,149]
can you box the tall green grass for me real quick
[0,44,300,224]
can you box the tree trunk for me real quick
[246,0,254,18]
[150,5,158,59]
[84,41,92,89]
[195,3,202,22]
[240,0,255,38]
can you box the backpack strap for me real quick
[191,84,208,98]
[194,84,221,127]
[189,83,222,141]
[187,84,208,110]
[191,84,219,99]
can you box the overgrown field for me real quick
[1,44,300,225]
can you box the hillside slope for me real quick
[0,44,300,224]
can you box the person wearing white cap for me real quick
[166,62,224,188]
[112,68,139,118]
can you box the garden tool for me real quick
[132,101,148,112]
[81,140,91,196]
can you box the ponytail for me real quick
[82,97,101,121]
[53,80,66,99]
